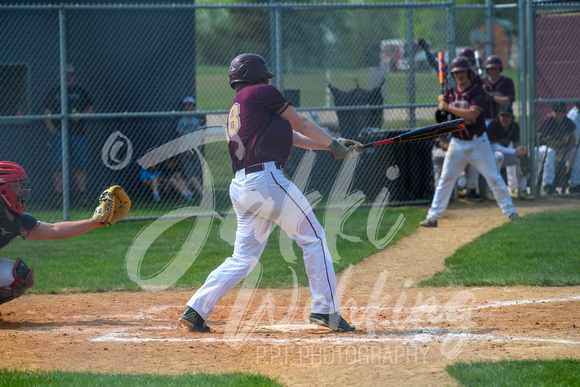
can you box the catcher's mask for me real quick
[0,161,31,214]
[228,53,275,89]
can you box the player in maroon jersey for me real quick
[421,57,519,228]
[482,55,515,126]
[179,53,363,333]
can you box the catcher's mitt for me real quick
[92,185,131,225]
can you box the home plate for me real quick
[260,324,322,331]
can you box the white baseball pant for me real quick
[187,161,339,320]
[427,133,517,220]
[491,143,527,192]
[536,145,557,188]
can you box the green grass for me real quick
[419,210,580,287]
[3,206,424,294]
[196,65,521,114]
[446,359,580,387]
[0,369,282,387]
[196,64,445,112]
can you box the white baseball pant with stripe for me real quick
[427,132,518,221]
[187,161,339,320]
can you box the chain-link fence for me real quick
[1,1,579,222]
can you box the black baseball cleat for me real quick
[465,189,484,202]
[420,218,438,228]
[309,312,355,332]
[179,306,210,332]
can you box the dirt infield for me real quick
[1,197,579,386]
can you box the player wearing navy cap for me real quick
[179,53,362,333]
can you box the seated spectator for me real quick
[176,97,204,199]
[140,165,163,203]
[140,158,196,204]
[161,157,196,203]
[537,102,577,194]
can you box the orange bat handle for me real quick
[438,52,445,89]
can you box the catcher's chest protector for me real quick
[0,204,37,249]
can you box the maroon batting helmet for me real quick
[450,57,471,73]
[228,53,275,89]
[485,55,503,72]
[0,161,30,214]
[459,48,475,64]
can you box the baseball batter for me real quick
[420,57,520,227]
[179,53,362,333]
[0,162,130,315]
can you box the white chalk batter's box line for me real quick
[86,294,580,345]
[347,295,580,312]
[88,326,580,346]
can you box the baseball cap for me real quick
[66,64,75,74]
[552,102,566,113]
[499,105,513,116]
[183,96,196,104]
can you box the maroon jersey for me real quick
[470,73,483,88]
[483,76,515,120]
[487,119,520,147]
[538,116,576,157]
[445,83,487,140]
[226,84,292,173]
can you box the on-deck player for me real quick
[420,57,521,228]
[179,53,362,333]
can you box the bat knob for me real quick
[435,109,448,123]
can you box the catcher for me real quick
[0,161,130,315]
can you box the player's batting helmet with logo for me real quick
[485,55,503,72]
[0,161,31,214]
[459,48,475,64]
[228,53,275,89]
[450,57,471,73]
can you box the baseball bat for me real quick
[474,50,484,76]
[438,52,445,94]
[362,118,465,149]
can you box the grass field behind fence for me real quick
[195,65,520,112]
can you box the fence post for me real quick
[485,0,493,56]
[447,0,456,61]
[526,0,538,195]
[269,0,283,91]
[406,0,415,129]
[518,0,527,149]
[59,7,71,220]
